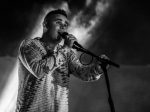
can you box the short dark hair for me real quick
[45,9,68,18]
[43,9,68,28]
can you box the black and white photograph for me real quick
[0,0,150,112]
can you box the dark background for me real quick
[0,0,150,112]
[0,0,150,65]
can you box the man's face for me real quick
[46,14,69,42]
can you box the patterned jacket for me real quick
[16,37,102,112]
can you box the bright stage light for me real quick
[0,61,18,112]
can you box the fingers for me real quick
[68,34,77,41]
[100,54,109,60]
[64,34,77,47]
[96,64,103,74]
[99,54,110,70]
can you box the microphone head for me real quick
[58,31,68,39]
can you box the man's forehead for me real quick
[48,14,68,22]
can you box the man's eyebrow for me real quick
[55,18,69,25]
[64,20,69,25]
[55,18,62,21]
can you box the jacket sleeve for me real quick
[68,49,103,81]
[18,39,55,79]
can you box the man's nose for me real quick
[60,24,66,30]
[60,22,67,30]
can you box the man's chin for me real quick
[53,36,62,43]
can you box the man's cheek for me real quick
[56,26,60,30]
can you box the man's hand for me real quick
[95,54,110,74]
[64,34,77,48]
[100,54,110,69]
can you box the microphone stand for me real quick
[101,63,116,112]
[72,43,120,112]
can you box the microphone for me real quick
[58,31,85,50]
[58,31,120,68]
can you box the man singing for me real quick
[16,9,106,112]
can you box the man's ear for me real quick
[43,22,48,33]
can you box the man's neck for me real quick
[41,33,58,51]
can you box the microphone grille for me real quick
[58,31,68,39]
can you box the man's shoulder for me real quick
[20,37,41,48]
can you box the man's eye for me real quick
[56,21,62,25]
[55,20,69,28]
[63,24,68,28]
